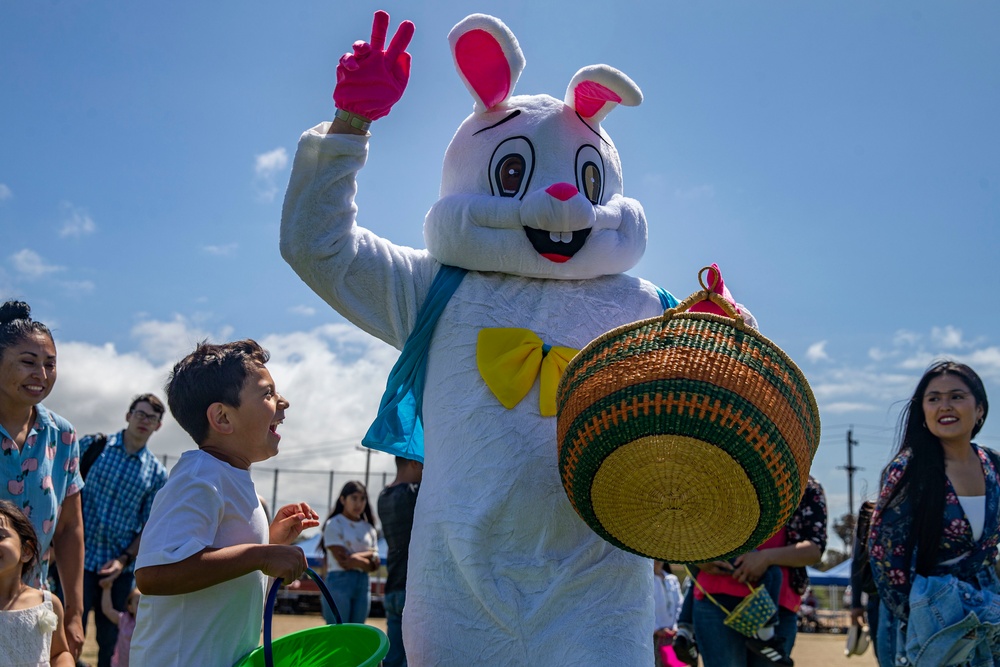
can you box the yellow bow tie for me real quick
[476,328,579,417]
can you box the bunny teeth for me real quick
[524,227,592,262]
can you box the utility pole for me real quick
[837,427,862,517]
[357,445,372,491]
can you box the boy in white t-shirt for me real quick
[129,339,320,667]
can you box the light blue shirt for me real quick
[0,403,84,586]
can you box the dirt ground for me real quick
[81,612,878,666]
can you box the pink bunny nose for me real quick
[545,183,579,202]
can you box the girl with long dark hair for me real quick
[320,480,379,625]
[869,360,999,665]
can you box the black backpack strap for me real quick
[80,433,108,480]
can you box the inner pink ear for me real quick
[572,80,622,119]
[455,29,511,109]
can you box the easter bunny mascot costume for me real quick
[282,11,677,665]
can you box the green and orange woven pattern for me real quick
[556,270,820,564]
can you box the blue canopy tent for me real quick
[806,557,852,586]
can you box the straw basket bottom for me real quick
[556,284,821,564]
[590,435,763,563]
[234,623,389,667]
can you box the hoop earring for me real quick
[922,421,928,429]
[978,417,985,426]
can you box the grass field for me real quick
[80,611,877,666]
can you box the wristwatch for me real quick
[119,552,134,566]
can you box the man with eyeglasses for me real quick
[77,393,169,667]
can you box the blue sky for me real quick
[3,1,999,553]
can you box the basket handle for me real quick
[665,266,742,323]
[684,565,761,610]
[263,567,341,667]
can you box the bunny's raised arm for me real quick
[280,11,436,350]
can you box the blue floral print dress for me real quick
[869,444,1000,664]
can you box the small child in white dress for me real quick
[0,499,74,666]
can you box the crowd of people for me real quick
[0,302,320,666]
[4,306,1000,667]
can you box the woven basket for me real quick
[556,268,820,564]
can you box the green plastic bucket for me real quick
[234,569,389,667]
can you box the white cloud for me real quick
[806,340,829,363]
[254,147,289,202]
[822,401,880,414]
[130,315,222,365]
[892,330,921,347]
[289,305,316,317]
[931,325,963,349]
[45,322,402,516]
[9,249,64,279]
[202,243,239,256]
[256,148,289,176]
[0,184,11,200]
[58,203,97,238]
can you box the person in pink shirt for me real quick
[99,576,139,667]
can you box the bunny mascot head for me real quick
[282,12,674,665]
[427,14,646,280]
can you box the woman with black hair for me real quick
[0,300,86,658]
[869,360,1000,665]
[320,480,379,625]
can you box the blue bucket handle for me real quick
[263,567,341,667]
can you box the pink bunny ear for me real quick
[449,14,526,112]
[565,65,642,123]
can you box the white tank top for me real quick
[959,494,987,542]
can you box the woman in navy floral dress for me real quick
[869,361,999,666]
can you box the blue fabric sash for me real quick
[362,267,676,462]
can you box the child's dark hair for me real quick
[0,499,40,577]
[331,480,376,527]
[320,481,376,552]
[0,300,53,358]
[166,339,269,445]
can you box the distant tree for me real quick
[832,512,857,552]
[822,549,849,568]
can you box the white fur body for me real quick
[281,15,665,663]
[281,127,659,664]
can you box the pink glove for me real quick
[333,11,415,121]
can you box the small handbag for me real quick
[688,567,778,638]
[845,623,871,657]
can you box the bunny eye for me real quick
[489,137,534,199]
[498,156,525,194]
[575,145,605,205]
